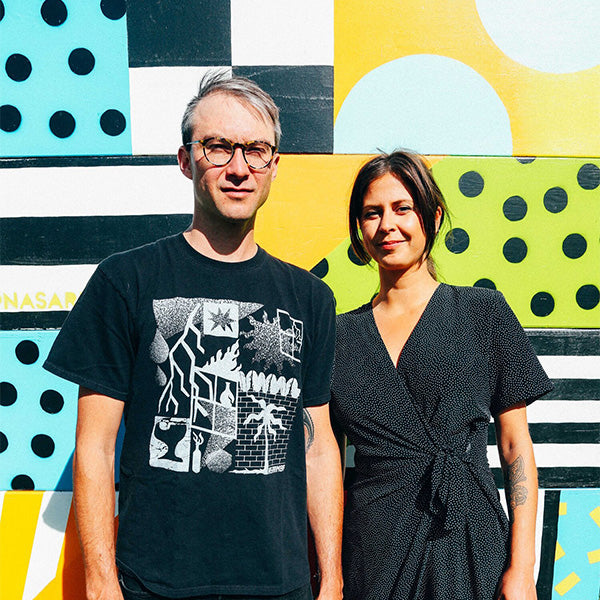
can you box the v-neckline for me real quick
[367,283,444,370]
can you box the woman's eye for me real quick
[396,205,412,213]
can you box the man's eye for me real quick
[245,144,269,156]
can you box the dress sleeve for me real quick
[43,266,135,401]
[301,286,336,407]
[489,292,553,417]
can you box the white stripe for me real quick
[527,400,600,422]
[0,165,192,217]
[231,0,333,65]
[23,492,72,600]
[130,66,232,155]
[488,444,600,468]
[0,265,95,312]
[0,492,4,519]
[539,355,600,379]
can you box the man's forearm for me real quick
[306,435,344,598]
[73,445,122,599]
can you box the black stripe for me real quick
[536,490,560,600]
[492,467,600,488]
[1,216,191,265]
[343,467,598,489]
[0,155,177,168]
[0,311,67,330]
[526,328,600,355]
[545,379,600,400]
[488,422,600,444]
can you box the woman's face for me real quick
[359,172,432,272]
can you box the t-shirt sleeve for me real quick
[489,292,553,417]
[301,286,336,407]
[43,266,135,401]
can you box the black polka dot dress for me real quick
[330,284,553,600]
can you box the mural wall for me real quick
[1,1,598,599]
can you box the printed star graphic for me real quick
[242,312,293,371]
[209,308,235,332]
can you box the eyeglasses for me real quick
[185,137,277,169]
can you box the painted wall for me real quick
[0,1,598,599]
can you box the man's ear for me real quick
[177,145,193,181]
[270,153,280,181]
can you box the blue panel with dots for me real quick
[0,0,131,157]
[0,331,76,491]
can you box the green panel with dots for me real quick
[315,157,599,327]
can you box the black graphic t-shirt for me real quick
[44,233,336,597]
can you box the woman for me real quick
[330,151,552,600]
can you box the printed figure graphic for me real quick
[244,395,286,474]
[148,297,304,476]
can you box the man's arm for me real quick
[304,404,344,600]
[73,387,124,600]
[495,402,538,600]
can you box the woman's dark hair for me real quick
[349,150,448,265]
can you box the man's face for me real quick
[178,92,279,226]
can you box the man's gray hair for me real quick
[181,71,281,147]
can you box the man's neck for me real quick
[183,217,258,263]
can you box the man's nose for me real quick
[226,146,250,176]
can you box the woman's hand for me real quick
[496,565,537,600]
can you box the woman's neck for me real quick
[374,261,439,312]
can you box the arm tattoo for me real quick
[505,455,528,514]
[303,409,315,453]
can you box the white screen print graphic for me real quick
[148,297,304,475]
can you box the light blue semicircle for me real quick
[334,54,512,156]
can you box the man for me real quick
[44,72,343,600]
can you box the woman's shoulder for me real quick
[440,282,504,308]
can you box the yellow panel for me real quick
[334,0,600,156]
[559,502,567,516]
[0,491,44,600]
[588,549,600,564]
[590,506,600,528]
[555,542,565,561]
[256,154,370,269]
[554,572,581,596]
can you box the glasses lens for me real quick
[244,142,273,169]
[204,139,234,166]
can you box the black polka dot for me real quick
[445,228,469,254]
[458,171,484,197]
[0,432,7,453]
[311,258,329,279]
[40,389,64,414]
[100,109,126,136]
[41,0,67,26]
[576,285,599,310]
[543,187,568,213]
[16,340,39,364]
[516,157,535,164]
[11,474,34,490]
[531,292,554,317]
[31,434,55,458]
[348,245,365,266]
[562,234,587,259]
[49,110,76,138]
[0,104,22,132]
[502,238,527,263]
[5,53,32,82]
[502,196,527,221]
[473,279,496,290]
[68,48,95,75]
[577,163,600,190]
[0,382,17,406]
[100,0,126,20]
[0,1,4,22]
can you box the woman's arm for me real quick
[495,402,538,600]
